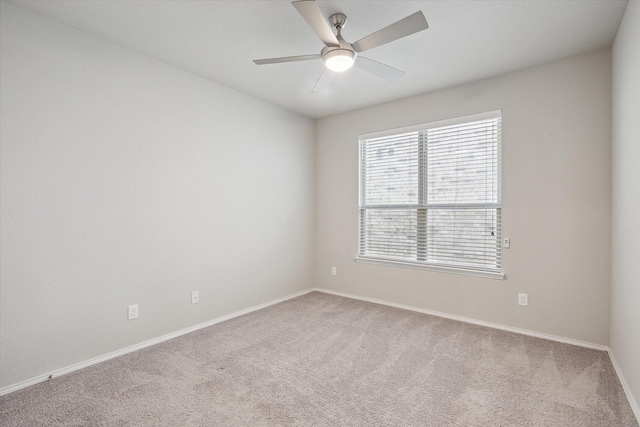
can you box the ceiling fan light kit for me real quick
[253,0,428,92]
[322,48,356,72]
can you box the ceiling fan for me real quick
[253,0,429,93]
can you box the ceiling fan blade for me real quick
[312,69,334,93]
[356,57,405,81]
[352,11,428,53]
[253,54,321,65]
[292,0,340,48]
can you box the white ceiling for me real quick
[12,0,628,119]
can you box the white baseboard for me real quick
[608,349,640,422]
[313,288,609,351]
[4,284,636,423]
[316,288,640,422]
[0,288,315,396]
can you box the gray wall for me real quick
[611,0,640,415]
[315,49,612,346]
[0,2,315,389]
[2,1,636,410]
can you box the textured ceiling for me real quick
[11,0,629,118]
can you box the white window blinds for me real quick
[359,111,502,273]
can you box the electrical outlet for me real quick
[191,291,199,304]
[128,304,139,320]
[503,238,510,248]
[331,267,337,276]
[518,293,528,307]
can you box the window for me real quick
[357,111,502,277]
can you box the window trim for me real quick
[359,110,502,141]
[353,256,505,280]
[357,110,504,279]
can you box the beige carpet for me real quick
[1,291,637,426]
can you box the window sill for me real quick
[354,257,505,280]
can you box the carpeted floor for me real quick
[1,291,638,426]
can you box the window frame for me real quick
[356,110,504,280]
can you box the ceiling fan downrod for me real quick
[322,13,356,72]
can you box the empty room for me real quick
[1,0,638,425]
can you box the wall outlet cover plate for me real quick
[518,293,528,306]
[128,304,139,320]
